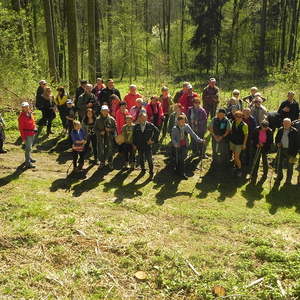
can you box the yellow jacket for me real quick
[55,95,67,106]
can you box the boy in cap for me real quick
[202,78,219,118]
[121,114,136,169]
[0,112,7,153]
[18,102,37,169]
[94,105,116,169]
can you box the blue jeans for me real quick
[25,135,34,165]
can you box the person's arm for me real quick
[277,101,285,114]
[171,126,179,147]
[242,124,249,149]
[151,123,160,143]
[186,124,203,143]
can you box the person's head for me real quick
[85,84,93,94]
[21,101,30,113]
[254,96,263,107]
[136,98,143,108]
[173,103,182,113]
[125,114,133,125]
[283,118,292,129]
[101,105,109,117]
[80,80,88,88]
[209,78,216,87]
[287,91,295,101]
[109,94,120,104]
[187,84,193,94]
[232,89,240,99]
[217,108,226,119]
[119,101,127,111]
[139,112,147,123]
[86,108,95,119]
[66,99,73,107]
[193,97,201,108]
[177,115,186,127]
[161,86,169,96]
[56,86,65,96]
[234,110,243,121]
[39,80,47,87]
[150,96,159,103]
[261,120,269,130]
[43,87,52,97]
[182,82,190,92]
[96,78,104,85]
[242,108,251,119]
[129,84,137,94]
[107,79,114,89]
[73,120,81,130]
[250,87,258,95]
[228,97,238,105]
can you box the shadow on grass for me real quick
[0,164,27,188]
[241,182,264,208]
[266,183,300,214]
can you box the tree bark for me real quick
[180,0,185,71]
[88,0,96,82]
[107,0,113,78]
[95,0,102,77]
[259,0,267,74]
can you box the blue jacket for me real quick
[71,128,86,145]
[171,124,203,147]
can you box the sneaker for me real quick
[30,158,36,163]
[26,164,36,169]
[0,149,7,154]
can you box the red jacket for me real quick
[18,111,36,141]
[179,92,199,114]
[116,109,129,135]
[146,102,164,126]
[124,93,142,110]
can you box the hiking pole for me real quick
[248,147,261,180]
[66,160,73,176]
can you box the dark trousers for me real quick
[120,143,135,163]
[203,102,218,119]
[38,108,56,133]
[57,105,67,128]
[252,149,268,179]
[137,147,153,171]
[85,134,97,160]
[72,150,85,168]
[242,140,255,170]
[0,140,4,151]
[190,129,205,155]
[175,146,188,175]
[161,114,169,138]
[211,138,230,168]
[277,148,294,182]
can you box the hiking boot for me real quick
[26,164,36,169]
[124,162,129,169]
[98,162,105,169]
[0,149,7,154]
[30,158,36,163]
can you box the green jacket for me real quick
[121,124,134,144]
[94,115,116,138]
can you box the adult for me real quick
[77,84,98,121]
[99,79,121,107]
[83,108,97,163]
[115,101,129,135]
[130,98,146,122]
[250,97,268,125]
[146,96,164,130]
[54,87,68,131]
[0,113,6,153]
[173,82,190,103]
[18,102,37,169]
[202,78,219,118]
[92,78,106,101]
[251,120,273,184]
[277,91,299,122]
[120,114,135,169]
[226,89,243,115]
[159,86,173,139]
[71,121,87,172]
[132,112,159,177]
[229,110,248,177]
[123,84,143,110]
[94,105,116,169]
[243,87,258,105]
[75,80,88,106]
[172,115,204,179]
[35,80,47,110]
[292,117,300,185]
[187,98,207,157]
[110,94,121,118]
[179,84,199,114]
[168,104,185,137]
[275,118,298,185]
[208,108,231,169]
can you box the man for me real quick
[99,79,121,107]
[275,118,298,185]
[0,113,7,153]
[187,97,207,157]
[123,84,143,110]
[92,78,106,101]
[35,80,47,110]
[159,86,173,139]
[251,120,273,184]
[132,112,159,177]
[229,110,248,177]
[278,91,299,122]
[250,97,268,125]
[146,96,164,130]
[243,87,258,105]
[173,82,190,103]
[179,84,199,114]
[130,98,146,122]
[18,102,37,169]
[172,115,204,179]
[77,84,98,121]
[94,105,116,169]
[202,78,219,118]
[208,108,231,169]
[75,80,88,107]
[292,116,300,185]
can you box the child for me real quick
[168,103,185,137]
[65,99,76,143]
[0,113,7,153]
[71,121,87,172]
[171,115,204,179]
[121,114,135,169]
[115,101,129,135]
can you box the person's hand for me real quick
[242,144,246,150]
[133,145,137,151]
[174,144,180,148]
[283,106,290,112]
[105,128,111,132]
[147,139,154,145]
[100,130,105,135]
[277,143,281,148]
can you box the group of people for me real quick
[1,77,299,185]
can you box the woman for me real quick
[92,78,106,101]
[71,121,87,172]
[146,96,164,130]
[83,108,97,163]
[115,101,129,135]
[160,86,173,139]
[55,87,68,132]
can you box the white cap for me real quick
[187,84,193,89]
[129,84,137,89]
[233,89,240,95]
[101,105,109,111]
[39,80,47,85]
[21,101,30,107]
[209,78,216,82]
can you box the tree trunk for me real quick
[144,0,149,78]
[280,0,287,69]
[107,0,113,78]
[166,0,171,69]
[288,0,299,62]
[95,0,102,77]
[88,0,96,83]
[180,0,185,71]
[66,0,79,96]
[259,0,267,74]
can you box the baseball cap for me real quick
[39,80,47,85]
[21,101,30,107]
[66,99,73,104]
[101,105,109,111]
[209,78,216,82]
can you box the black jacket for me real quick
[99,88,121,106]
[252,126,273,153]
[133,122,159,150]
[292,120,300,152]
[277,100,300,121]
[275,127,298,157]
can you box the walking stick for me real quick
[249,147,261,180]
[66,160,73,176]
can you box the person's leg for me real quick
[234,150,242,176]
[106,136,114,168]
[146,148,154,174]
[91,134,98,161]
[25,136,34,167]
[78,151,85,170]
[0,140,5,153]
[251,151,261,183]
[161,114,169,139]
[72,151,78,169]
[128,144,135,167]
[286,157,294,184]
[211,102,217,118]
[97,135,105,166]
[276,149,284,182]
[138,149,146,171]
[261,151,268,177]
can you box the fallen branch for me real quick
[185,259,201,277]
[246,277,264,288]
[277,279,286,297]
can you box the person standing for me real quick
[171,115,204,179]
[92,78,106,101]
[71,121,87,172]
[55,87,68,132]
[75,80,88,107]
[251,120,273,184]
[99,79,121,107]
[130,98,146,122]
[121,115,136,169]
[94,105,116,169]
[243,87,258,105]
[179,84,199,114]
[275,118,298,185]
[115,101,129,135]
[77,84,98,121]
[65,99,77,141]
[229,110,248,177]
[146,96,164,131]
[173,82,190,103]
[133,112,159,177]
[168,104,185,137]
[202,78,219,118]
[18,102,37,169]
[123,84,143,110]
[35,80,47,110]
[278,91,299,122]
[83,108,98,163]
[0,113,7,153]
[187,98,207,157]
[250,97,268,125]
[159,86,173,139]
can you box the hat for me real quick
[161,86,169,91]
[187,84,193,89]
[129,84,137,89]
[233,89,240,95]
[21,101,29,107]
[209,78,216,82]
[66,99,73,104]
[101,105,109,111]
[80,80,88,85]
[39,80,47,85]
[217,108,226,114]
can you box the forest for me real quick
[0,0,300,96]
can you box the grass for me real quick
[0,79,300,299]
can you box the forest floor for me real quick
[0,110,299,299]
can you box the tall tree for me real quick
[288,0,300,62]
[258,0,267,74]
[180,0,185,71]
[95,0,102,77]
[107,0,113,78]
[88,0,96,82]
[66,0,79,95]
